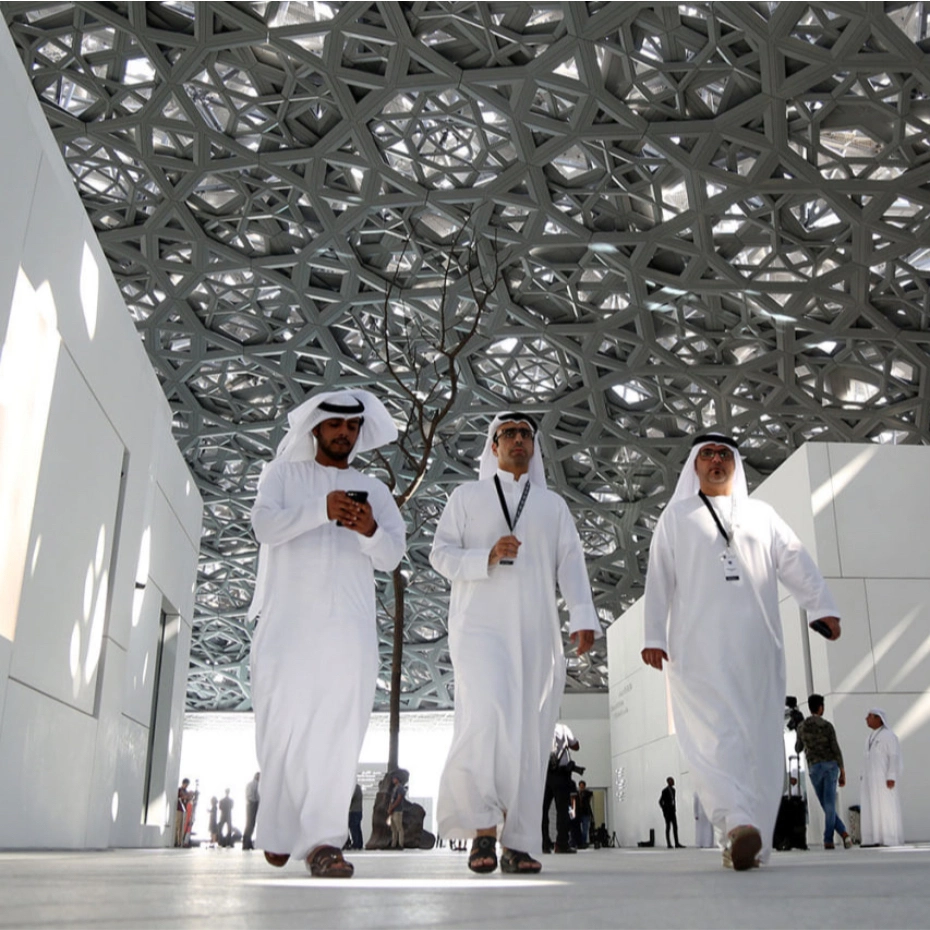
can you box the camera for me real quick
[784,695,804,732]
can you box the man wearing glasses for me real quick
[431,412,599,875]
[641,433,841,871]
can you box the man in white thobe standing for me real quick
[860,708,904,846]
[431,412,599,875]
[641,433,841,871]
[248,389,405,877]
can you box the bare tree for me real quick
[375,217,505,772]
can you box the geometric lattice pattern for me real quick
[5,2,930,711]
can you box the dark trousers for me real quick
[663,812,680,847]
[348,811,364,850]
[242,801,258,850]
[542,768,573,850]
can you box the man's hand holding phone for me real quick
[329,490,376,536]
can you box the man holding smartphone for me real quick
[248,389,405,878]
[641,433,841,871]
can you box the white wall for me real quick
[608,442,930,847]
[0,23,202,849]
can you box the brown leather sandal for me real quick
[263,851,290,867]
[306,844,354,878]
[500,848,542,873]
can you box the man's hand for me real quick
[839,768,846,788]
[571,629,595,656]
[488,534,521,566]
[641,647,669,670]
[887,780,896,789]
[816,616,842,640]
[327,491,377,537]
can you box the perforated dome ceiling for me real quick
[5,1,930,711]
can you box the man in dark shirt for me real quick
[573,780,594,849]
[659,777,684,848]
[796,694,851,849]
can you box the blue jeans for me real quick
[808,761,847,843]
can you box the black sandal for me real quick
[500,848,542,874]
[468,835,498,873]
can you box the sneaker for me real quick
[842,833,852,849]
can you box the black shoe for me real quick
[553,845,577,854]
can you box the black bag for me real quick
[773,755,808,851]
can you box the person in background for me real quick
[242,772,260,850]
[796,694,850,849]
[860,709,904,847]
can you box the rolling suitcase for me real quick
[773,754,808,850]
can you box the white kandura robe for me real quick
[643,494,838,862]
[249,458,405,858]
[693,794,715,848]
[860,727,904,846]
[431,471,598,856]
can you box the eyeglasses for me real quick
[697,447,733,461]
[494,427,534,442]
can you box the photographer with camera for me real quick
[543,722,585,854]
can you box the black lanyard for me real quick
[494,474,530,532]
[698,491,730,546]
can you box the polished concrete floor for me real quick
[1,843,927,929]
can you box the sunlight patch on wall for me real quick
[811,447,876,516]
[0,267,60,642]
[79,241,100,341]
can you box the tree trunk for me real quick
[388,566,405,771]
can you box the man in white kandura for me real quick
[248,389,405,877]
[641,433,841,871]
[860,708,904,847]
[431,412,599,875]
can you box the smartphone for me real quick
[337,490,368,526]
[810,619,833,639]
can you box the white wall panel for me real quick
[809,443,842,578]
[0,682,97,847]
[828,445,930,578]
[9,351,124,713]
[121,583,165,729]
[149,490,200,622]
[111,714,160,848]
[0,87,40,348]
[865,579,930,694]
[812,578,876,696]
[84,640,128,848]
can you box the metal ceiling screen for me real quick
[4,1,930,711]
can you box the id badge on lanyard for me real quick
[700,491,741,583]
[721,549,741,583]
